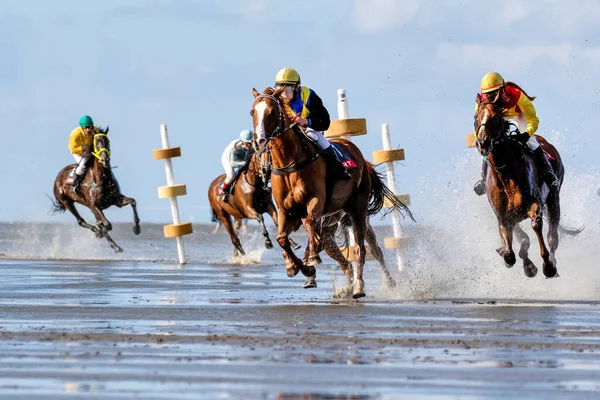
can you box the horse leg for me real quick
[88,205,123,252]
[223,215,244,258]
[267,201,301,250]
[514,223,537,278]
[496,219,517,267]
[546,193,561,269]
[529,203,557,278]
[349,214,368,299]
[276,212,308,278]
[60,197,101,236]
[303,198,324,269]
[366,221,397,288]
[256,214,273,249]
[320,224,355,297]
[115,195,141,235]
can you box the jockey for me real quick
[68,115,96,194]
[473,72,560,196]
[274,67,351,180]
[219,129,255,202]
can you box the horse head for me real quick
[474,91,506,157]
[93,127,111,167]
[250,86,289,153]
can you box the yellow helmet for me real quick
[275,68,301,85]
[480,72,505,93]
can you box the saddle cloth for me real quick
[330,143,357,169]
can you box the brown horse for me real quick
[208,151,301,258]
[51,127,140,252]
[474,96,564,278]
[251,87,412,298]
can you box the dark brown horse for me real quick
[474,96,564,278]
[251,87,412,298]
[208,151,301,258]
[52,127,140,252]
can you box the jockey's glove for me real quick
[515,133,530,144]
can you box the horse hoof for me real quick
[292,243,302,250]
[265,241,273,249]
[352,291,366,299]
[301,264,316,277]
[386,277,397,289]
[133,225,141,235]
[543,262,558,278]
[113,246,124,253]
[286,264,300,278]
[306,255,322,266]
[334,287,353,299]
[524,264,538,278]
[303,276,317,289]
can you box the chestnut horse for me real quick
[251,87,412,298]
[208,152,301,258]
[51,127,140,252]
[474,95,564,278]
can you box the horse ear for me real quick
[273,86,285,97]
[252,88,259,98]
[475,93,481,105]
[105,126,110,134]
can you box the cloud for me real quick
[353,0,421,33]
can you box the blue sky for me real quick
[1,0,600,223]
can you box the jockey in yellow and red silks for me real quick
[274,68,351,180]
[472,72,560,196]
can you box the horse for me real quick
[51,127,140,252]
[208,151,302,258]
[251,87,412,298]
[474,94,565,278]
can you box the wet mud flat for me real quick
[0,259,600,399]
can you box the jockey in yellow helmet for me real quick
[274,68,350,180]
[473,72,559,196]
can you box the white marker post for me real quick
[381,124,403,270]
[336,90,356,250]
[153,124,193,265]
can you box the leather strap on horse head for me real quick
[93,133,110,160]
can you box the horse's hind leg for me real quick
[116,195,141,235]
[514,223,537,278]
[529,203,557,278]
[365,221,397,288]
[60,197,101,236]
[321,224,354,296]
[546,193,561,274]
[256,214,273,249]
[496,219,517,268]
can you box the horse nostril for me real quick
[258,138,266,145]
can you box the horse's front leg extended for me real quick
[529,203,557,278]
[514,223,537,278]
[89,205,122,252]
[496,218,516,267]
[276,211,307,278]
[267,201,301,250]
[116,195,141,235]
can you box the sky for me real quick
[1,0,600,224]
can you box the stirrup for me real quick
[473,180,486,196]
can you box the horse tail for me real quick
[366,162,415,222]
[210,207,220,225]
[47,194,66,214]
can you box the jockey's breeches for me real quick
[304,128,331,150]
[73,154,91,176]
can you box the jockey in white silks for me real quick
[219,129,255,202]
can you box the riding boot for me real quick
[532,146,560,191]
[220,182,230,203]
[473,160,488,196]
[322,146,351,181]
[70,174,83,194]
